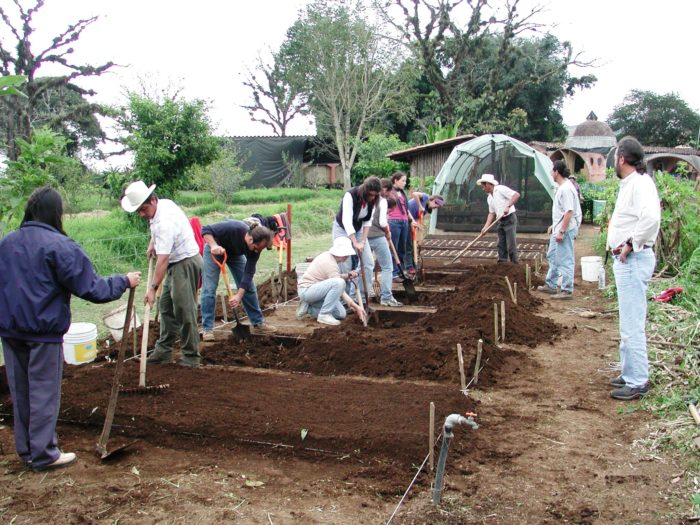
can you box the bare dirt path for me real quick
[0,225,691,524]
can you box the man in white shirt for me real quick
[121,181,204,367]
[606,137,661,401]
[538,160,582,299]
[477,174,521,263]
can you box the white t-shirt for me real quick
[552,180,582,232]
[607,172,661,252]
[487,185,517,218]
[149,199,200,264]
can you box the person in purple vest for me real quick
[0,187,141,471]
[332,176,381,299]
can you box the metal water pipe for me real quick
[432,414,479,505]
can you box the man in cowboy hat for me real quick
[121,181,203,367]
[477,173,521,263]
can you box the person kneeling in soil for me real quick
[296,237,367,326]
[200,219,276,340]
[0,187,142,472]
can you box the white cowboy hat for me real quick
[329,236,356,257]
[476,173,499,186]
[121,181,156,212]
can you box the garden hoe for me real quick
[96,286,140,460]
[212,251,251,343]
[121,256,170,396]
[388,241,417,301]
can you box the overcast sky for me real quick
[5,0,700,143]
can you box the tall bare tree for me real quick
[0,0,114,159]
[241,51,308,137]
[281,0,414,189]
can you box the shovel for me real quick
[388,240,417,301]
[96,286,139,460]
[212,251,251,343]
[444,214,502,265]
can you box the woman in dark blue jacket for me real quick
[0,187,141,471]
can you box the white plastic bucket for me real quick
[581,256,603,282]
[295,262,311,282]
[63,322,98,365]
[102,303,141,342]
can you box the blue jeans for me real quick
[613,248,656,388]
[298,277,347,319]
[331,222,374,296]
[368,236,394,302]
[201,244,264,330]
[389,219,412,276]
[544,228,577,293]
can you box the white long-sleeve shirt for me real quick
[607,172,661,252]
[341,191,373,235]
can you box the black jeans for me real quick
[497,213,519,263]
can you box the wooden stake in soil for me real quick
[473,339,483,385]
[283,275,288,302]
[504,276,515,304]
[220,295,228,323]
[514,282,518,305]
[526,264,531,290]
[429,402,435,471]
[456,343,466,392]
[493,303,500,346]
[500,300,506,343]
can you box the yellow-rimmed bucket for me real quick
[63,322,98,365]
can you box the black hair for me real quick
[380,178,393,192]
[21,186,66,235]
[552,160,570,178]
[359,176,381,201]
[248,223,273,246]
[385,196,397,210]
[617,136,646,173]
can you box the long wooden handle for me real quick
[98,286,135,452]
[388,238,401,265]
[139,257,154,388]
[447,215,502,264]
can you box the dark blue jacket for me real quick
[0,222,130,343]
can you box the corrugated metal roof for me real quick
[387,134,477,160]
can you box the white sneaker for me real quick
[317,313,341,326]
[380,297,403,307]
[296,301,309,320]
[33,452,77,471]
[201,330,215,341]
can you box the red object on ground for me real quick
[653,287,683,303]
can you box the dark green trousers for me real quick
[155,254,203,362]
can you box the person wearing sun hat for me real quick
[121,180,203,367]
[295,237,367,326]
[477,173,521,263]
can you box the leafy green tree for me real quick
[0,0,114,160]
[119,94,220,198]
[607,90,700,146]
[188,145,251,202]
[376,0,594,139]
[0,127,79,235]
[280,0,415,189]
[351,132,410,184]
